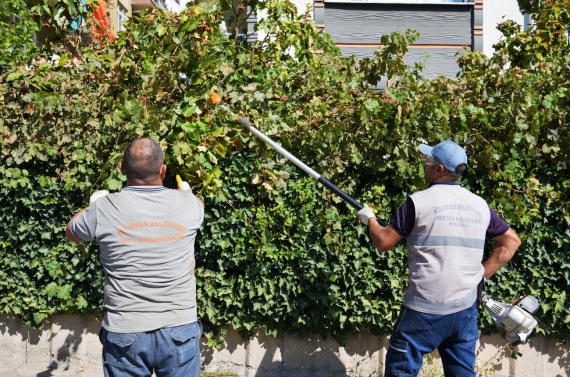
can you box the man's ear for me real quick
[119,162,126,176]
[436,163,447,178]
[160,164,167,180]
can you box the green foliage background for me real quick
[1,0,570,345]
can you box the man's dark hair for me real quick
[122,139,164,180]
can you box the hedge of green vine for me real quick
[1,0,570,345]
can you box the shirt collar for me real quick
[428,181,460,188]
[122,185,168,192]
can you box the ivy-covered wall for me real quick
[1,0,570,346]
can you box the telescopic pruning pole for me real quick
[210,92,387,226]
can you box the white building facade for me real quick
[483,0,527,57]
[163,0,191,12]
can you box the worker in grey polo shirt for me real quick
[66,138,205,377]
[357,140,521,377]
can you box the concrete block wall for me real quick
[1,316,101,370]
[1,315,569,376]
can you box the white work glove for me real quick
[179,181,192,192]
[89,190,109,203]
[176,175,192,192]
[357,204,376,225]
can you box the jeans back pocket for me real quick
[104,331,138,369]
[170,322,201,369]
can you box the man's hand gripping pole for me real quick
[210,92,387,226]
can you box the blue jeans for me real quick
[385,301,478,377]
[99,321,202,377]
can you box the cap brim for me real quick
[419,143,433,156]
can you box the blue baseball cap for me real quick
[419,140,468,173]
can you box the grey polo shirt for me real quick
[70,186,204,333]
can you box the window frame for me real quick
[117,2,128,32]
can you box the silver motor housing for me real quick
[481,294,540,345]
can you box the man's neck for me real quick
[126,179,163,186]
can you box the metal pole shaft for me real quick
[219,103,388,226]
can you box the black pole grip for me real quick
[317,176,388,226]
[317,176,362,210]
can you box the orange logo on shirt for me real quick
[117,221,187,236]
[117,220,187,243]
